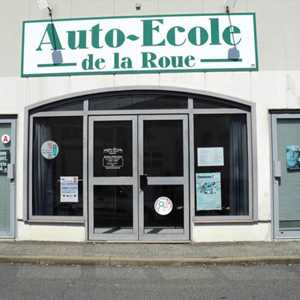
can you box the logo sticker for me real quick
[41,140,59,160]
[154,196,173,216]
[1,134,10,144]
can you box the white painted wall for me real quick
[0,0,299,242]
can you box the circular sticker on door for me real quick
[154,197,173,216]
[41,141,59,160]
[1,134,10,144]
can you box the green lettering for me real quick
[142,19,165,46]
[210,18,221,45]
[90,24,104,48]
[185,55,195,67]
[223,26,241,45]
[105,28,125,48]
[95,58,106,70]
[36,23,63,51]
[67,30,87,49]
[159,56,170,68]
[142,52,157,68]
[167,26,186,46]
[188,27,209,46]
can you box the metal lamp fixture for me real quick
[224,0,240,60]
[37,0,63,64]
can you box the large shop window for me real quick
[32,117,83,216]
[194,114,249,217]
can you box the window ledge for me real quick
[24,217,84,225]
[192,216,258,224]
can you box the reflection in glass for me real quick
[89,93,188,110]
[32,117,83,216]
[94,185,133,232]
[144,120,183,176]
[144,185,184,232]
[194,114,249,216]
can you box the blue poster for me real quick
[286,145,300,170]
[196,172,222,211]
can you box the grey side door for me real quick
[272,114,300,239]
[0,119,16,238]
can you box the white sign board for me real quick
[196,172,222,211]
[22,13,258,77]
[60,176,79,203]
[197,147,224,167]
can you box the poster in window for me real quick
[196,172,222,211]
[102,147,124,170]
[197,147,224,167]
[286,145,300,170]
[0,150,10,175]
[60,176,79,203]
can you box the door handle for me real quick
[273,160,281,185]
[7,163,15,180]
[140,174,148,191]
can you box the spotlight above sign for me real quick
[21,13,258,77]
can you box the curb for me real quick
[0,255,300,266]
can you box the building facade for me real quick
[0,0,299,242]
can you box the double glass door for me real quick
[88,115,189,241]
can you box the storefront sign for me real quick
[197,147,224,167]
[196,172,222,211]
[0,150,10,175]
[154,196,173,215]
[41,140,59,160]
[102,147,124,170]
[60,176,79,203]
[1,134,10,144]
[22,13,258,77]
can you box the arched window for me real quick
[25,89,255,228]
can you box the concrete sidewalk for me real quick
[0,241,299,266]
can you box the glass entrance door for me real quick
[138,115,189,240]
[89,115,189,241]
[89,116,138,240]
[272,115,300,239]
[0,120,15,238]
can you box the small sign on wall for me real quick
[196,172,222,211]
[197,147,224,167]
[60,176,79,203]
[102,148,124,170]
[286,145,300,170]
[0,150,10,175]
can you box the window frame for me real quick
[190,107,257,223]
[23,88,257,226]
[27,110,87,224]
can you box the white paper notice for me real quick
[197,147,224,167]
[60,176,79,203]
